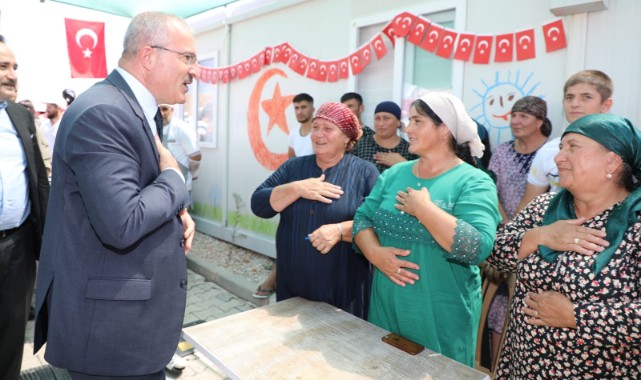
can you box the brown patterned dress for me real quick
[488,193,641,379]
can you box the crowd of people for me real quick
[2,8,640,380]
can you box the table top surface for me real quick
[183,297,490,380]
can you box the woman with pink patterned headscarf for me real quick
[251,102,379,319]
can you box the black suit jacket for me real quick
[6,101,49,253]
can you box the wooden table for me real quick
[183,297,490,380]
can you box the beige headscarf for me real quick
[419,92,484,158]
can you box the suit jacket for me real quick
[34,70,190,376]
[5,102,49,248]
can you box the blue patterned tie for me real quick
[0,101,7,110]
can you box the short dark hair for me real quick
[340,92,363,105]
[293,93,313,104]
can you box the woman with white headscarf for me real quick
[353,92,500,366]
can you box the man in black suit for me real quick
[34,12,197,379]
[0,38,49,379]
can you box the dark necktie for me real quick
[154,108,163,142]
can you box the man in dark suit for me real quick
[34,12,197,379]
[0,39,49,379]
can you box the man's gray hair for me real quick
[121,12,188,59]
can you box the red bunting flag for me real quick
[338,58,349,79]
[371,34,388,60]
[407,17,430,46]
[360,45,372,67]
[281,43,294,64]
[542,19,567,52]
[220,68,230,84]
[272,43,285,63]
[289,52,309,76]
[251,52,264,73]
[317,61,329,81]
[473,35,493,64]
[453,33,475,61]
[349,51,364,75]
[64,18,107,78]
[515,29,536,61]
[494,33,514,62]
[435,28,458,59]
[237,60,249,79]
[420,23,444,52]
[390,12,417,38]
[210,69,218,84]
[382,21,398,47]
[326,61,339,82]
[306,59,320,81]
[263,47,273,65]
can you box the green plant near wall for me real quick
[192,201,278,237]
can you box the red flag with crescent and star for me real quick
[515,29,536,61]
[542,19,567,52]
[65,18,107,78]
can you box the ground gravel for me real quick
[190,231,274,284]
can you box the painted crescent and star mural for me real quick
[248,68,294,170]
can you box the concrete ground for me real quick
[19,254,275,379]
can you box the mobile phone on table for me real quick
[382,333,424,355]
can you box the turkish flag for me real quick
[316,61,329,82]
[349,51,363,75]
[237,61,248,79]
[250,53,262,73]
[391,12,416,38]
[371,34,388,60]
[338,58,349,79]
[326,60,339,82]
[420,23,443,53]
[306,59,320,81]
[289,52,309,76]
[220,68,230,84]
[494,33,514,62]
[360,45,372,67]
[228,65,237,80]
[515,29,536,61]
[210,69,218,85]
[64,18,107,78]
[263,47,273,65]
[473,35,493,64]
[281,43,294,64]
[435,29,458,59]
[407,17,430,46]
[542,19,567,52]
[382,21,398,47]
[453,33,475,61]
[272,43,284,63]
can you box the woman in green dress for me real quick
[353,92,500,367]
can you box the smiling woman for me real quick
[251,102,379,320]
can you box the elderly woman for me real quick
[353,100,418,173]
[490,96,552,222]
[353,92,500,366]
[251,102,379,318]
[488,114,641,378]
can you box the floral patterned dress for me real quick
[488,193,641,379]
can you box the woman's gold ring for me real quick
[574,238,580,245]
[535,310,539,318]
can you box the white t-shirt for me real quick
[41,118,60,156]
[163,118,200,190]
[527,136,561,192]
[288,125,314,157]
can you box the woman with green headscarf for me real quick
[488,114,641,379]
